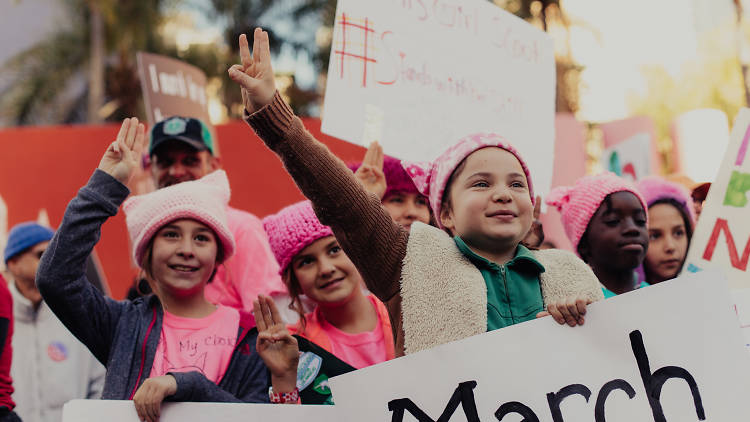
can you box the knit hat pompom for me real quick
[123,170,235,267]
[263,201,334,274]
[546,186,574,212]
[545,173,647,254]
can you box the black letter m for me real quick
[388,381,480,422]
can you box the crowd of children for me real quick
[0,27,709,419]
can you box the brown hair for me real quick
[282,266,308,332]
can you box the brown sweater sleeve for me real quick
[245,92,407,301]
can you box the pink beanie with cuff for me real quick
[546,172,647,253]
[263,201,334,274]
[401,133,535,229]
[123,170,236,266]
[636,176,696,225]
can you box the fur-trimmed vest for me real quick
[399,222,604,354]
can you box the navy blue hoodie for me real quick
[36,170,270,403]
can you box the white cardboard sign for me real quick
[321,0,556,197]
[329,271,750,421]
[683,108,750,290]
[62,399,338,421]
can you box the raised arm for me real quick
[228,28,407,302]
[37,118,146,363]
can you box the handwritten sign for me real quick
[62,399,338,422]
[329,271,750,421]
[602,132,652,181]
[321,0,556,197]
[136,52,218,154]
[683,108,750,289]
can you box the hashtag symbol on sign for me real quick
[334,13,377,87]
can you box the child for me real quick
[228,28,603,356]
[263,200,395,368]
[350,142,431,230]
[36,118,299,422]
[547,173,650,298]
[636,176,695,284]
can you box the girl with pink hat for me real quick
[636,177,695,284]
[350,142,431,231]
[263,201,395,371]
[35,118,300,421]
[229,29,603,356]
[547,173,650,298]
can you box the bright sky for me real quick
[563,0,736,122]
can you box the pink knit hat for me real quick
[349,156,422,199]
[262,201,334,274]
[401,133,534,229]
[123,170,236,266]
[636,176,696,225]
[546,172,648,253]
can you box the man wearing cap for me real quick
[4,222,104,422]
[146,116,290,317]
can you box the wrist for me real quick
[271,373,297,394]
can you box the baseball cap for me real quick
[149,116,215,156]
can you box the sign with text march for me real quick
[329,271,750,421]
[321,0,556,197]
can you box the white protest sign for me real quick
[321,0,556,197]
[683,108,750,289]
[63,399,338,422]
[329,271,750,421]
[602,132,652,181]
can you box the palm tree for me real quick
[1,0,172,125]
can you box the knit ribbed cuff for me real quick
[244,91,296,149]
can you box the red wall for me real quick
[0,119,365,300]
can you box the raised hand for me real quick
[132,375,177,422]
[98,117,146,185]
[522,196,544,249]
[253,295,299,393]
[228,28,277,115]
[354,142,387,199]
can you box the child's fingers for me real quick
[116,118,131,145]
[252,28,262,65]
[134,123,147,156]
[259,295,275,329]
[260,29,272,65]
[558,302,576,327]
[252,299,267,332]
[535,311,550,319]
[267,297,283,326]
[575,298,588,316]
[375,142,384,169]
[124,117,139,148]
[239,33,252,69]
[228,67,260,91]
[547,304,565,325]
[362,142,378,166]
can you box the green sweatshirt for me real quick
[454,237,546,331]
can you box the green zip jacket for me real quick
[454,237,545,331]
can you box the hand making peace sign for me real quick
[228,28,277,115]
[97,117,146,185]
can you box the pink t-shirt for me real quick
[318,297,389,369]
[205,207,287,313]
[150,305,240,384]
